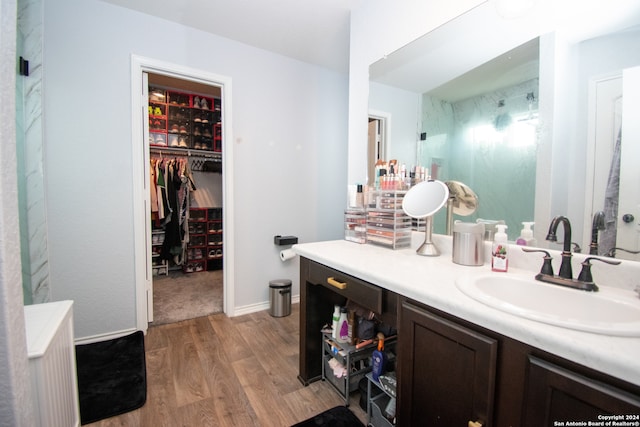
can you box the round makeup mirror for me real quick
[402,180,449,256]
[445,181,479,235]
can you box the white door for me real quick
[617,65,640,260]
[587,74,622,256]
[142,72,154,321]
[587,68,640,261]
[589,75,622,220]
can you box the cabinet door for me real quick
[398,300,497,426]
[523,356,640,426]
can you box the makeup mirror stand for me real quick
[417,215,440,256]
[445,198,455,236]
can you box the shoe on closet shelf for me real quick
[178,137,188,148]
[193,113,201,123]
[170,124,180,133]
[200,98,209,110]
[170,136,180,147]
[153,106,162,116]
[155,135,167,146]
[194,142,202,150]
[194,96,200,108]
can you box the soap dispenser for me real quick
[516,222,536,246]
[491,224,509,272]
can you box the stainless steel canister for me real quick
[452,221,485,266]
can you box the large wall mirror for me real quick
[368,2,640,259]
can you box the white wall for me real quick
[43,0,348,339]
[368,82,421,167]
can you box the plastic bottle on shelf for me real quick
[347,310,356,345]
[338,307,349,343]
[491,224,509,272]
[331,305,340,339]
[371,334,387,381]
[516,222,537,246]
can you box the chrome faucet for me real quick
[589,211,605,255]
[546,215,573,279]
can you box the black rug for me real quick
[292,406,364,427]
[75,331,147,425]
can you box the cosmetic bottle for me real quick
[371,336,387,381]
[491,224,509,272]
[338,307,349,343]
[516,222,536,246]
[347,310,356,345]
[331,305,340,339]
[355,184,364,209]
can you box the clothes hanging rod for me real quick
[150,148,222,159]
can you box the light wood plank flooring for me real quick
[86,304,367,426]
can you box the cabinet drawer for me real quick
[308,260,383,313]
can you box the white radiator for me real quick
[24,300,80,427]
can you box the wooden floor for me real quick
[87,304,367,426]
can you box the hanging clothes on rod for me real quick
[149,154,197,266]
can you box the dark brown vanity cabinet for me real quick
[398,298,498,427]
[298,258,397,385]
[397,298,640,426]
[298,257,640,426]
[522,356,640,426]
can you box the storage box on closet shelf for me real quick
[365,190,411,250]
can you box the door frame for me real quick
[367,110,391,185]
[131,55,235,333]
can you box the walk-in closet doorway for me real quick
[131,56,235,333]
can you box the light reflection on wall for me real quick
[421,79,539,239]
[470,116,538,147]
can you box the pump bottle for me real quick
[491,224,509,272]
[331,305,340,339]
[516,222,536,246]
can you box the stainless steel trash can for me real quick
[269,279,292,317]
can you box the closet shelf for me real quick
[150,147,221,159]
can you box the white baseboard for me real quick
[231,294,300,317]
[75,327,138,345]
[75,295,301,343]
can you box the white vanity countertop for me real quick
[293,235,640,387]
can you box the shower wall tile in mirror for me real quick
[421,79,539,240]
[18,0,50,304]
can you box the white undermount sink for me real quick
[455,274,640,337]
